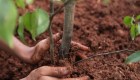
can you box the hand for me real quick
[20,66,89,80]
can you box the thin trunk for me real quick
[59,0,76,58]
[49,0,55,64]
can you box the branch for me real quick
[48,0,55,64]
[73,49,135,65]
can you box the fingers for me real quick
[76,52,88,59]
[36,32,61,50]
[71,41,90,51]
[39,76,59,80]
[53,33,62,42]
[31,33,61,63]
[39,76,89,80]
[61,76,90,80]
[21,66,89,80]
[35,66,70,77]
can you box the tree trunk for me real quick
[59,0,76,58]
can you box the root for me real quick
[73,49,135,65]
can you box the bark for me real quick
[59,0,76,58]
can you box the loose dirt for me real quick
[1,0,140,80]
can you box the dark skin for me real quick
[0,33,89,80]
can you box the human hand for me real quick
[20,66,89,80]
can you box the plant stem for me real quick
[46,0,72,63]
[49,0,55,64]
[59,0,76,58]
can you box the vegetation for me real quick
[0,0,89,64]
[123,15,140,40]
[1,0,140,64]
[59,0,76,58]
[123,15,140,64]
[0,0,17,47]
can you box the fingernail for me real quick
[86,76,91,80]
[62,67,70,75]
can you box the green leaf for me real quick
[30,9,50,40]
[123,16,133,27]
[26,0,34,5]
[30,12,37,40]
[136,15,140,20]
[22,9,50,40]
[23,12,32,31]
[15,0,25,8]
[35,9,50,36]
[137,22,140,34]
[0,0,17,47]
[22,12,36,40]
[130,25,137,40]
[18,16,26,43]
[125,51,140,64]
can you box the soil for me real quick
[1,0,140,80]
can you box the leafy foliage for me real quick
[0,0,49,46]
[18,16,25,43]
[0,0,17,47]
[125,51,140,64]
[124,15,140,64]
[26,0,34,5]
[15,0,25,8]
[18,9,50,40]
[123,15,140,40]
[15,0,34,8]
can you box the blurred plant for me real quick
[0,0,89,63]
[0,0,17,47]
[15,0,50,41]
[123,15,140,64]
[123,15,140,40]
[0,0,50,46]
[18,9,50,41]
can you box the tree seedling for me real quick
[123,15,140,40]
[59,0,76,58]
[123,15,140,64]
[0,0,89,64]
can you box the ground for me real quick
[0,0,140,80]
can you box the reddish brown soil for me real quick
[1,0,140,80]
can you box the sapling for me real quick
[0,0,90,64]
[49,0,55,64]
[123,15,140,64]
[123,15,140,40]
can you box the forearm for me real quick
[0,36,34,63]
[12,37,34,62]
[0,33,62,63]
